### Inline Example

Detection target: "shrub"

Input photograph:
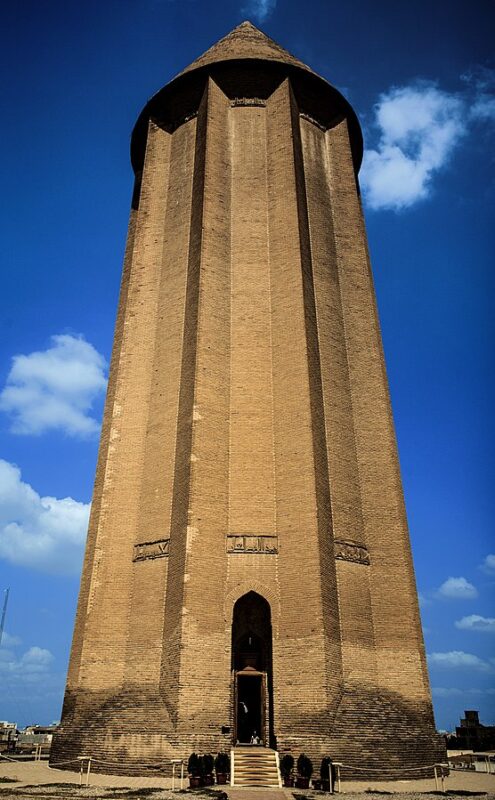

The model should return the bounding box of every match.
[297,753,313,778]
[188,752,200,776]
[280,754,294,778]
[320,756,333,780]
[203,753,214,774]
[215,752,230,774]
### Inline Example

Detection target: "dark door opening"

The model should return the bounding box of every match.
[236,673,263,744]
[231,592,274,748]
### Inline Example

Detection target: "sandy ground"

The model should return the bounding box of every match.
[1,758,494,799]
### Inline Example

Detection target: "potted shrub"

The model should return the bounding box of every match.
[215,752,230,785]
[280,754,295,787]
[320,756,333,792]
[188,752,202,788]
[296,753,313,789]
[203,753,214,785]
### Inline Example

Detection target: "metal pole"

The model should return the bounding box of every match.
[181,760,184,790]
[434,764,439,791]
[86,758,91,786]
[0,589,9,648]
[328,761,333,794]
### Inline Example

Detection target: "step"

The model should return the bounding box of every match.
[234,764,279,771]
[231,747,282,788]
[235,764,278,775]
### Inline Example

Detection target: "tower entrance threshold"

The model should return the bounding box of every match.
[234,667,267,745]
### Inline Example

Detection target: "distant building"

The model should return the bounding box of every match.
[0,721,17,752]
[447,751,495,774]
[16,724,58,753]
[448,710,495,752]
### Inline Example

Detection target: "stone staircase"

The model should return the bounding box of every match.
[231,746,281,787]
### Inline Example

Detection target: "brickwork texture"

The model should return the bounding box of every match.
[51,21,444,778]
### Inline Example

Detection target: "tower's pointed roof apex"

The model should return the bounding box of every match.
[131,22,363,176]
[178,20,315,78]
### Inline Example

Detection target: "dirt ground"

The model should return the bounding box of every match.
[1,758,494,800]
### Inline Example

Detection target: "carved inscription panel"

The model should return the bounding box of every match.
[133,538,170,562]
[227,534,278,554]
[334,539,370,566]
[231,97,266,107]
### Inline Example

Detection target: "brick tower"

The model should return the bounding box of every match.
[52,22,442,777]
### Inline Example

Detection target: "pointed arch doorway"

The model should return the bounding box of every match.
[231,592,274,747]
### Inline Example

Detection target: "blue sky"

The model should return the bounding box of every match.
[0,0,493,732]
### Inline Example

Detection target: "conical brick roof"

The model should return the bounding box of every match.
[131,22,363,175]
[177,20,316,78]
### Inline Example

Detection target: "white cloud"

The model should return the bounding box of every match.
[427,650,492,672]
[0,634,63,720]
[361,83,466,211]
[242,0,276,23]
[0,643,55,687]
[418,592,430,608]
[20,646,54,673]
[0,459,89,575]
[431,686,463,697]
[462,66,495,122]
[480,554,495,575]
[455,615,495,633]
[0,631,21,648]
[437,576,478,599]
[0,334,107,438]
[431,687,463,697]
[431,686,491,697]
[471,95,495,122]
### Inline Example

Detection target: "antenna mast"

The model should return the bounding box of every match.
[0,588,9,648]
